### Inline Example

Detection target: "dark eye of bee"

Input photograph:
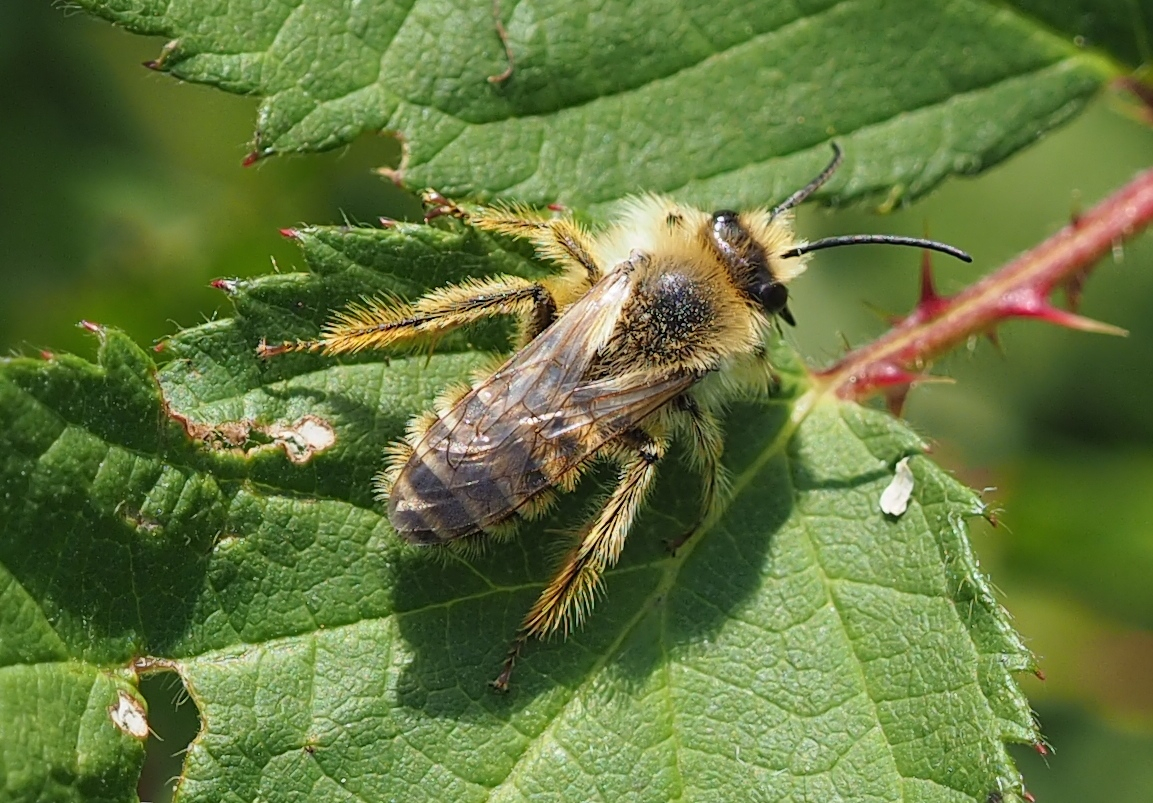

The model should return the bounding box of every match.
[710,210,793,322]
[751,281,796,325]
[755,282,789,315]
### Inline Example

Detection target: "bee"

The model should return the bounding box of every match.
[259,145,970,690]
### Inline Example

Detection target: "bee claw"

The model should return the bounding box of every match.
[421,190,469,223]
[664,526,698,556]
[491,637,525,692]
[489,671,512,693]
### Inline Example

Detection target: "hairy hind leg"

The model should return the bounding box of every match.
[259,199,607,360]
[492,430,666,691]
[258,275,558,358]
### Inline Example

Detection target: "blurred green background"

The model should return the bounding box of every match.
[4,3,1153,801]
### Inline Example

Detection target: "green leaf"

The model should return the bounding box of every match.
[2,221,1038,801]
[73,0,1128,209]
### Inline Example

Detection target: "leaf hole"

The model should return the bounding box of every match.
[136,668,202,803]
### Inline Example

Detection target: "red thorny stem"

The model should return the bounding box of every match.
[814,166,1153,409]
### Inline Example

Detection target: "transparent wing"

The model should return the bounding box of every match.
[388,266,696,542]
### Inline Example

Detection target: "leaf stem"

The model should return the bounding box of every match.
[813,167,1153,403]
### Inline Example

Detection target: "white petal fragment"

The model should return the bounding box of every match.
[880,457,915,517]
[109,690,150,739]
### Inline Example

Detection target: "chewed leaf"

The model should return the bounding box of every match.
[74,0,1124,209]
[1,221,1037,801]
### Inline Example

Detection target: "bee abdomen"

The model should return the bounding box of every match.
[387,455,487,544]
[386,422,553,545]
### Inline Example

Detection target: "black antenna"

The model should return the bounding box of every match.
[780,234,972,263]
[771,142,844,219]
[770,142,972,263]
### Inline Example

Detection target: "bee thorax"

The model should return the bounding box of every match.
[618,270,715,362]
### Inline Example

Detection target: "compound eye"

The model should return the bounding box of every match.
[756,282,790,316]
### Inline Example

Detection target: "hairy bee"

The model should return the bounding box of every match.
[260,145,970,689]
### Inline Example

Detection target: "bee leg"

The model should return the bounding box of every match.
[414,277,559,343]
[259,275,558,357]
[666,396,726,555]
[420,190,469,222]
[492,432,666,691]
[471,207,602,285]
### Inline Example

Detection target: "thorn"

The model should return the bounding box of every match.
[278,228,301,240]
[377,166,404,186]
[1033,742,1049,757]
[1033,306,1127,336]
[210,278,237,293]
[1069,190,1083,227]
[546,203,568,213]
[39,349,55,360]
[902,249,951,324]
[1000,291,1128,336]
[142,39,179,71]
[1023,792,1036,803]
[378,217,397,228]
[1061,266,1091,312]
[242,150,265,168]
[78,320,102,334]
[919,250,942,307]
[375,131,410,187]
[821,359,955,400]
[985,328,1003,353]
[840,362,925,397]
[1034,668,1046,681]
[131,656,178,674]
[884,385,910,417]
[862,299,902,326]
[152,341,166,354]
[893,250,952,327]
[868,363,931,389]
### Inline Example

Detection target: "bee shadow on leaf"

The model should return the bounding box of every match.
[390,400,797,718]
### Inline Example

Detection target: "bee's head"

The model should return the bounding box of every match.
[709,210,797,325]
[706,144,973,329]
